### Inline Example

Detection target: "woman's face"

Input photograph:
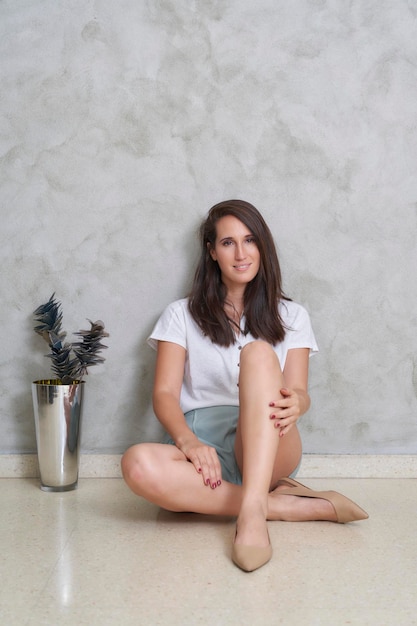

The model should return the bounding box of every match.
[209,215,260,291]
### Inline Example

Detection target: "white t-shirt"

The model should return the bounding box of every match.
[148,298,318,414]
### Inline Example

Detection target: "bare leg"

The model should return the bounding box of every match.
[121,442,336,521]
[233,341,287,548]
[122,443,242,515]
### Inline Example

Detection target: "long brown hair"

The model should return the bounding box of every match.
[188,199,289,346]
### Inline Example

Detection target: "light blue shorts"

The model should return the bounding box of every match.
[161,405,301,485]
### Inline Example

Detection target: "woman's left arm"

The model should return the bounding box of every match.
[269,347,311,437]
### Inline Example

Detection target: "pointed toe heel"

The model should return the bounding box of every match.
[275,478,369,523]
[231,542,272,572]
[321,490,369,523]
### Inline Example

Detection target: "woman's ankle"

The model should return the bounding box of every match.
[235,502,269,546]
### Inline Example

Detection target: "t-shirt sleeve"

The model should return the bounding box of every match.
[147,301,187,351]
[283,302,319,355]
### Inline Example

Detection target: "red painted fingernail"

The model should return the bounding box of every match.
[269,402,274,406]
[205,478,210,485]
[270,414,276,419]
[217,480,221,486]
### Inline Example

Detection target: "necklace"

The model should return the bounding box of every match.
[225,300,244,324]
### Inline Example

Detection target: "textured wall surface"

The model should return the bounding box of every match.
[1,0,416,455]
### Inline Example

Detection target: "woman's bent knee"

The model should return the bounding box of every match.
[121,444,155,490]
[240,340,279,368]
[121,443,179,500]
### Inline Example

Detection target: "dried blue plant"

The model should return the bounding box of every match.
[33,293,109,383]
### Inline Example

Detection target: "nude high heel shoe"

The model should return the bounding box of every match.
[274,477,369,523]
[231,531,272,572]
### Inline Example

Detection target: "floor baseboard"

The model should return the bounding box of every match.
[0,454,416,478]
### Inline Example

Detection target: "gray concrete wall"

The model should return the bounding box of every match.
[1,0,416,455]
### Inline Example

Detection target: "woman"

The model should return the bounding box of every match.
[122,199,368,572]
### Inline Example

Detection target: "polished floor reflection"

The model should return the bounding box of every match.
[1,478,415,625]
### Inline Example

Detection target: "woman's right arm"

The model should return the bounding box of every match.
[152,341,222,487]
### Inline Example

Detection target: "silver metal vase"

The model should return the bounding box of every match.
[32,379,85,491]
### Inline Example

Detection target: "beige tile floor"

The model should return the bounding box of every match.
[1,478,416,626]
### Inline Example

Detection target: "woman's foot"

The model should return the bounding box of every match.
[269,486,337,521]
[268,478,368,523]
[232,503,272,572]
[234,504,270,547]
[232,535,272,572]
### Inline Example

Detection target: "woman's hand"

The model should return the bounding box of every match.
[269,387,302,438]
[180,439,223,489]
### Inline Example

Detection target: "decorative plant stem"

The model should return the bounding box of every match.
[33,293,109,383]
